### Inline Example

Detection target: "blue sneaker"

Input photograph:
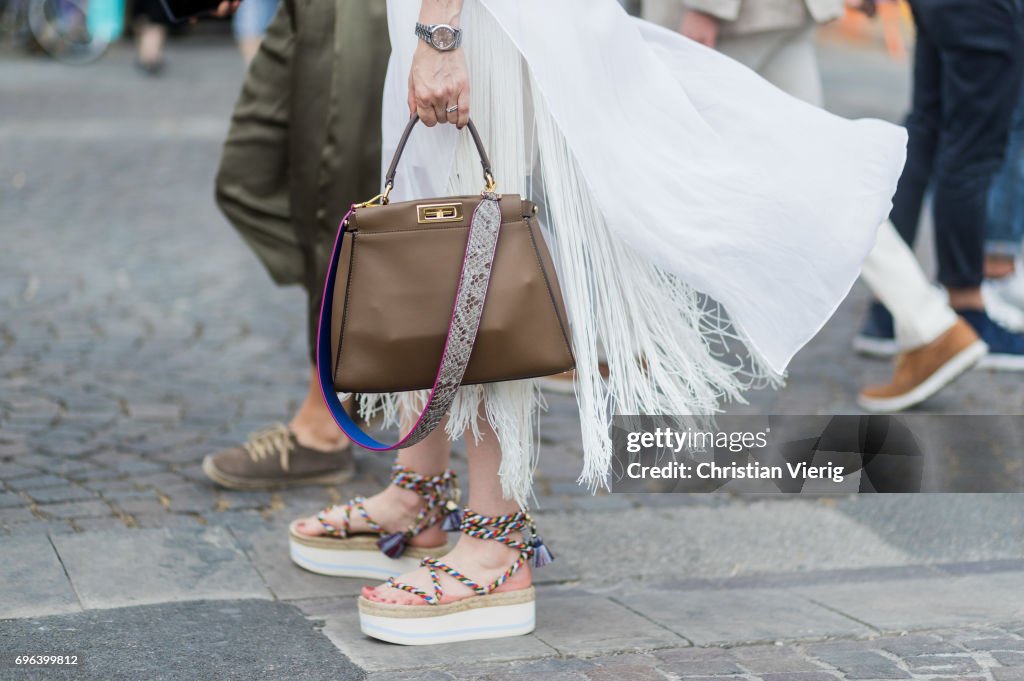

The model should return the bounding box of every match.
[958,309,1024,371]
[853,302,898,358]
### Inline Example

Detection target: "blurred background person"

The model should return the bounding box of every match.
[132,0,169,74]
[643,0,986,411]
[984,80,1024,332]
[858,0,1024,369]
[233,0,279,64]
[204,0,390,489]
[644,0,843,104]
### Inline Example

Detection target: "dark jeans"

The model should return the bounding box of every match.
[891,0,1024,288]
[987,77,1024,257]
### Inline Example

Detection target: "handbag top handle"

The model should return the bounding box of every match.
[381,114,495,205]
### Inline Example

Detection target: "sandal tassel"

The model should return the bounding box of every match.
[441,501,464,532]
[377,531,409,558]
[530,534,554,568]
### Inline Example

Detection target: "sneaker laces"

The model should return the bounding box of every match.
[243,424,294,471]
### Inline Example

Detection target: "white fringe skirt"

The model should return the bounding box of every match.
[363,0,907,507]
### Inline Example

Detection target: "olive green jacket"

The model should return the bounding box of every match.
[215,0,390,358]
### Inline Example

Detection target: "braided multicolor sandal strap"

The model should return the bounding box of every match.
[313,464,460,557]
[383,508,553,605]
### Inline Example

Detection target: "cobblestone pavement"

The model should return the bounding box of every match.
[2,39,1024,681]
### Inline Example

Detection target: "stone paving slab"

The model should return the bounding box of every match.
[49,527,270,610]
[0,599,361,681]
[541,502,913,586]
[230,526,367,601]
[530,587,685,656]
[619,585,874,646]
[794,570,1024,631]
[354,623,1024,681]
[0,535,80,619]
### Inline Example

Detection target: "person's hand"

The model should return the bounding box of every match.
[212,1,241,17]
[680,10,719,48]
[846,0,879,17]
[408,41,470,128]
[189,0,239,23]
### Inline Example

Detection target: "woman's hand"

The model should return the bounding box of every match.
[680,10,719,49]
[408,42,470,128]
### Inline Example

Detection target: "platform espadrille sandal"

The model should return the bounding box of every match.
[288,464,460,579]
[357,508,553,645]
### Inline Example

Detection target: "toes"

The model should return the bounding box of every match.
[363,585,392,603]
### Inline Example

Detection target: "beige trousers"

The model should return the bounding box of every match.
[644,0,825,108]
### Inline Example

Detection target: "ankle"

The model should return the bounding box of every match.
[379,484,429,516]
[289,408,346,447]
[452,533,523,570]
[947,287,985,312]
[985,255,1016,280]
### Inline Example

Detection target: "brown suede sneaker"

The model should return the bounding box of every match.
[202,424,355,490]
[858,318,987,413]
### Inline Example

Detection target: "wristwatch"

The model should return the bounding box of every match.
[415,22,463,51]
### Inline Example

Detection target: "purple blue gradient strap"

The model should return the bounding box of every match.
[316,205,392,450]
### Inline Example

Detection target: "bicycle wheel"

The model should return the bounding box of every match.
[28,0,110,64]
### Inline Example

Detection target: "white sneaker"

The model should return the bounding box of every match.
[982,270,1024,332]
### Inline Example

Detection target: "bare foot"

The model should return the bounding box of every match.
[293,483,447,548]
[361,534,531,605]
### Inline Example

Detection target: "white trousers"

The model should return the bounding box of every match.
[862,220,958,349]
[683,13,956,349]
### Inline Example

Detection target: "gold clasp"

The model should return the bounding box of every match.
[355,192,384,208]
[356,182,394,209]
[417,203,464,224]
[484,171,497,193]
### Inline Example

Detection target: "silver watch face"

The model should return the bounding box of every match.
[431,25,457,50]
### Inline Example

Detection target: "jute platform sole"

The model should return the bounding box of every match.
[202,455,354,490]
[288,521,448,579]
[358,586,536,645]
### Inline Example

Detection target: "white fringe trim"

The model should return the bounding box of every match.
[357,0,782,508]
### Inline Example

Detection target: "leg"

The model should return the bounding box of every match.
[238,38,263,65]
[861,221,957,350]
[135,20,165,69]
[232,0,279,65]
[983,83,1024,327]
[362,413,530,605]
[288,366,349,450]
[920,0,1024,295]
[716,29,790,77]
[757,22,824,108]
[640,0,686,31]
[858,222,986,412]
[889,3,942,247]
[986,79,1024,275]
[293,413,453,547]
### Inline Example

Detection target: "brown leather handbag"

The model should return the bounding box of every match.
[316,116,574,451]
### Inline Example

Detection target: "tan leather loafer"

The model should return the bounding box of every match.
[858,318,987,413]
